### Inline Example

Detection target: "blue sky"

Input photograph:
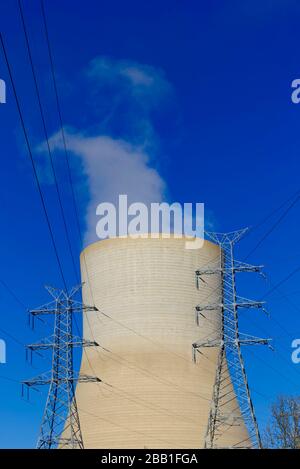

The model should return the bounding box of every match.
[0,0,300,448]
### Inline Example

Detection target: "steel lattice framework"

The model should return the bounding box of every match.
[23,285,101,449]
[194,229,272,449]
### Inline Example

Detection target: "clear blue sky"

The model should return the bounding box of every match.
[0,0,300,448]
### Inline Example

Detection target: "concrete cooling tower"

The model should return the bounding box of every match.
[75,236,249,448]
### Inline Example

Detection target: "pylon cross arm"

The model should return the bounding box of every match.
[30,308,57,316]
[196,264,263,276]
[27,338,99,351]
[193,339,222,349]
[196,304,223,311]
[238,338,272,347]
[23,373,102,387]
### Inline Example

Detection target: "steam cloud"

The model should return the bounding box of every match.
[39,57,172,245]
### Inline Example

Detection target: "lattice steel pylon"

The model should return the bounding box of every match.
[23,285,101,449]
[194,229,272,449]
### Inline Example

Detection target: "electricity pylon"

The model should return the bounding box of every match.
[23,285,101,449]
[194,229,272,449]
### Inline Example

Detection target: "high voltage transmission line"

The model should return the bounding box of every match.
[39,0,97,307]
[36,0,120,417]
[75,253,300,444]
[0,27,298,444]
[243,184,300,248]
[244,192,300,261]
[2,0,98,377]
[0,5,105,450]
[17,0,79,285]
[1,0,300,450]
[0,32,68,291]
[241,186,300,299]
[0,20,90,447]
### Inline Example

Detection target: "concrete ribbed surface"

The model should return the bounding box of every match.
[75,237,249,448]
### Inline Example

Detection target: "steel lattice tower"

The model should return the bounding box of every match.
[193,229,272,449]
[23,285,101,449]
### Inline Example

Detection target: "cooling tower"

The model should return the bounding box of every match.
[75,236,249,448]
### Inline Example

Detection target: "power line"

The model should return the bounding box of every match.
[0,280,55,365]
[246,347,300,391]
[202,265,295,344]
[0,33,68,291]
[90,297,274,407]
[79,302,215,402]
[39,0,96,306]
[78,405,192,449]
[8,1,299,445]
[0,375,20,384]
[248,188,300,235]
[39,0,81,240]
[87,247,272,403]
[17,0,79,284]
[27,0,200,404]
[19,2,300,437]
[261,266,300,301]
[96,344,211,401]
[103,381,201,425]
[0,278,26,309]
[98,310,197,366]
[0,326,24,348]
[194,240,300,429]
[244,193,300,260]
[84,275,274,414]
[195,297,300,392]
[239,306,300,388]
[226,190,300,386]
[89,243,298,433]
